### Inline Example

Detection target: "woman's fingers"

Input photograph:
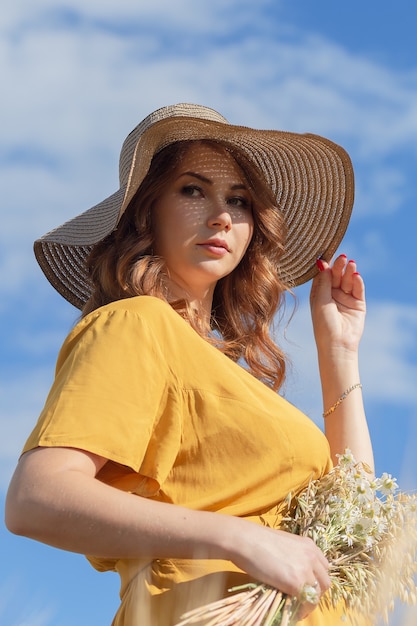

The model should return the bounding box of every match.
[317,254,365,304]
[350,269,365,301]
[330,253,348,289]
[232,524,330,597]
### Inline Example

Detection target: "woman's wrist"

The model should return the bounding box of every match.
[316,341,360,364]
[322,383,362,418]
[318,351,362,410]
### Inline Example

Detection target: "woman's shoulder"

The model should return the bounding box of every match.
[96,295,173,317]
[78,296,177,330]
[57,297,186,370]
[64,296,186,349]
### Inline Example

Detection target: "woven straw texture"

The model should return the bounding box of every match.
[34,104,354,309]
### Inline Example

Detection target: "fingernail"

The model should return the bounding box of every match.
[348,259,356,264]
[353,271,360,276]
[316,258,325,272]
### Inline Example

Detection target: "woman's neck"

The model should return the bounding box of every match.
[164,278,214,331]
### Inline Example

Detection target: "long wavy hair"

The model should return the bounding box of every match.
[83,139,291,390]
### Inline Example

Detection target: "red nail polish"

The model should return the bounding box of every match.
[316,258,325,272]
[353,271,360,276]
[348,259,356,264]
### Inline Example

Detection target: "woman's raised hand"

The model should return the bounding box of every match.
[310,254,366,355]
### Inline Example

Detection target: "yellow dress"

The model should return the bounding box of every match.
[23,296,368,626]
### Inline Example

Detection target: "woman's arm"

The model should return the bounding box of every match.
[310,254,374,470]
[6,445,330,617]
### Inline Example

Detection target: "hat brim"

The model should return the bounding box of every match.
[34,116,354,309]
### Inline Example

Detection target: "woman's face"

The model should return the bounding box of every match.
[152,143,254,298]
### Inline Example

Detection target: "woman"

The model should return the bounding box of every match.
[5,103,373,625]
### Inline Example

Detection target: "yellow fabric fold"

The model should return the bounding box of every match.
[23,296,366,625]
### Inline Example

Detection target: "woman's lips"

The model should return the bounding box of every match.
[197,239,230,256]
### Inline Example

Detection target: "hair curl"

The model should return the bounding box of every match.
[83,139,291,390]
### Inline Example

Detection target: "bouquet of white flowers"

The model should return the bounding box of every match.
[175,450,417,626]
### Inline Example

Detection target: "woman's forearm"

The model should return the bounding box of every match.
[310,256,374,471]
[5,446,331,603]
[5,447,233,560]
[318,348,374,471]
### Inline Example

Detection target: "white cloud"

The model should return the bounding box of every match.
[3,0,274,32]
[361,303,417,402]
[354,167,408,216]
[2,3,417,178]
[1,367,55,490]
[2,1,417,151]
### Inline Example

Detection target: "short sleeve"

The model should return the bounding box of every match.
[22,301,184,487]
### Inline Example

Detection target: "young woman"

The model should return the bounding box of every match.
[5,103,373,625]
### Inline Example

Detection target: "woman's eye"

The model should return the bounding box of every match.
[182,185,202,197]
[228,196,251,209]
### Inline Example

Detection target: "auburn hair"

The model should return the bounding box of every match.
[83,139,291,390]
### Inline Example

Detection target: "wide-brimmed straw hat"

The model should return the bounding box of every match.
[34,103,354,309]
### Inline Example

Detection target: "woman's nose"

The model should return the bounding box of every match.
[207,208,232,231]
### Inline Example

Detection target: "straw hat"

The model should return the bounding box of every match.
[34,103,354,309]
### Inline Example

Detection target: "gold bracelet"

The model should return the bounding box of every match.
[322,383,362,418]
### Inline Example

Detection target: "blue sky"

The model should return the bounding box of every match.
[1,1,417,624]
